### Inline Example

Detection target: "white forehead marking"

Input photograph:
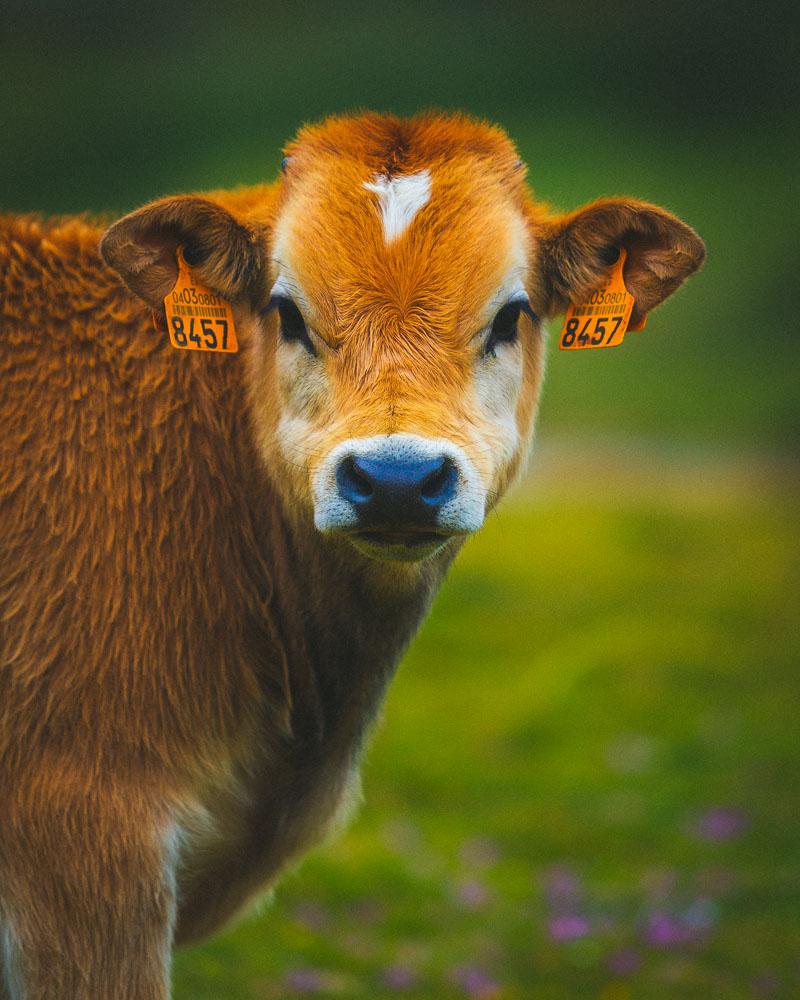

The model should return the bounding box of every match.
[363,170,432,244]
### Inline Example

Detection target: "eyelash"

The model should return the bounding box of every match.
[268,296,316,356]
[484,301,522,358]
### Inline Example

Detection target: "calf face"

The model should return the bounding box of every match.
[262,120,544,564]
[102,113,705,565]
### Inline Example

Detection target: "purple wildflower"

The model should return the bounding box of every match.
[548,914,590,942]
[453,878,492,909]
[693,807,748,842]
[643,911,693,948]
[450,964,501,999]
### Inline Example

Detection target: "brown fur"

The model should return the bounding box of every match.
[0,112,704,998]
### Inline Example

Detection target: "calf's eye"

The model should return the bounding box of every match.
[484,301,521,358]
[268,295,316,356]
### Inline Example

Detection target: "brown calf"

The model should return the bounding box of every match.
[0,112,704,998]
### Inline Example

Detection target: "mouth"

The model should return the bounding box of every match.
[347,528,454,562]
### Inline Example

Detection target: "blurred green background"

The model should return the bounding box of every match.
[3,2,797,997]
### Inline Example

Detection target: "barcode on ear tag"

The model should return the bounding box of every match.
[163,248,238,353]
[559,248,636,350]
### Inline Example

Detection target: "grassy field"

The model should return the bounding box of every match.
[172,442,798,1000]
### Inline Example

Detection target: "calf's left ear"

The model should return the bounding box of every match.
[538,198,706,328]
[100,195,267,309]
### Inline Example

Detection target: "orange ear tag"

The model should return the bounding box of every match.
[162,248,238,353]
[558,248,642,350]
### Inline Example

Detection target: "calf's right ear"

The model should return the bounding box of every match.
[537,198,706,329]
[100,196,268,309]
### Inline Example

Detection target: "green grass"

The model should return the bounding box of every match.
[173,455,799,999]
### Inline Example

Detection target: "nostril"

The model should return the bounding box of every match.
[420,457,458,505]
[337,456,374,502]
[335,451,460,518]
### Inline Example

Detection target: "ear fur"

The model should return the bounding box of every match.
[539,198,706,327]
[100,196,268,309]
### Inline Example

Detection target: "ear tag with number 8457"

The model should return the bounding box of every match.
[559,248,645,351]
[162,248,238,353]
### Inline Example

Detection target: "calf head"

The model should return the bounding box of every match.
[102,113,705,567]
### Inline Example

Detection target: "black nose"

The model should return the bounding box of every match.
[336,453,459,528]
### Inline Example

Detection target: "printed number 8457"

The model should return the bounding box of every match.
[171,316,230,350]
[561,314,624,348]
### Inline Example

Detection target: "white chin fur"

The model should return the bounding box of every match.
[312,433,486,536]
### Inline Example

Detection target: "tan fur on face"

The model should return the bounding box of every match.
[255,114,545,518]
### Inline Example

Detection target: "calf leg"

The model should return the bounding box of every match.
[0,790,177,1000]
